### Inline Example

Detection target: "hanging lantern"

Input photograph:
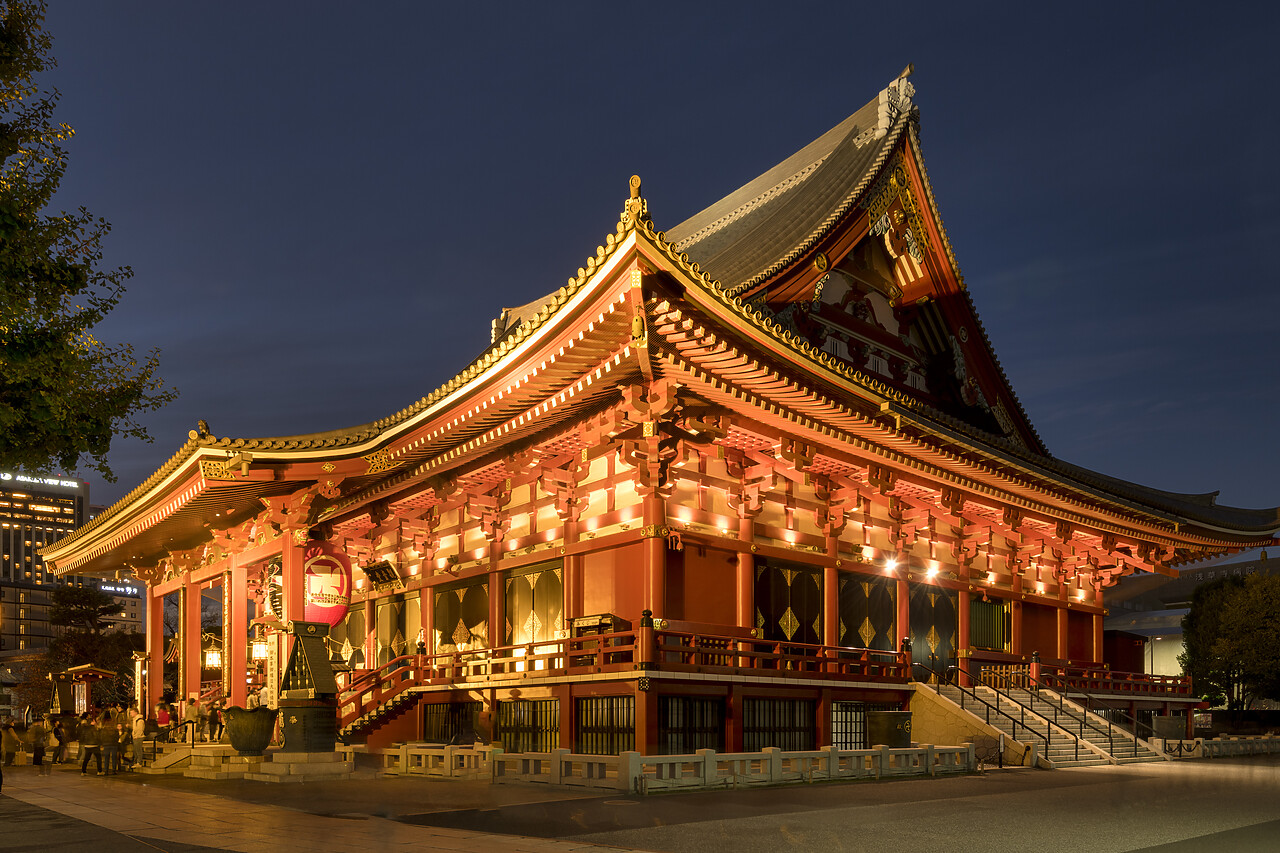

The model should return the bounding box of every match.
[204,646,222,668]
[251,627,268,661]
[303,539,353,627]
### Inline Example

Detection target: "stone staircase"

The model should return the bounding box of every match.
[136,744,193,775]
[1001,688,1164,765]
[936,683,1165,767]
[936,684,1108,768]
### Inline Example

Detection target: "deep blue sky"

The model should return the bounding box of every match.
[40,2,1280,512]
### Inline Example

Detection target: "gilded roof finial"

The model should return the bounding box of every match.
[621,174,649,229]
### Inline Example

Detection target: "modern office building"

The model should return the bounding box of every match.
[0,472,143,655]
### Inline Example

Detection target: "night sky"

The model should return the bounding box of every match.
[39,2,1280,513]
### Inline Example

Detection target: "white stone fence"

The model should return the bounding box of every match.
[1152,736,1280,759]
[350,742,975,793]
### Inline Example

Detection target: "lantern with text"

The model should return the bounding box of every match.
[303,539,352,627]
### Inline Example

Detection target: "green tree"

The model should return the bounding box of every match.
[48,584,122,633]
[1211,573,1280,708]
[1179,573,1280,711]
[0,0,175,480]
[1179,576,1244,709]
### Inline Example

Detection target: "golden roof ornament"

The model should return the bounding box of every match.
[620,174,649,228]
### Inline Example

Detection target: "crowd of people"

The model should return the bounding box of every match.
[0,694,234,782]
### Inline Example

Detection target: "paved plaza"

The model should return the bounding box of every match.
[2,757,1278,852]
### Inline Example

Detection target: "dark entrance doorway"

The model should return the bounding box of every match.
[908,583,957,682]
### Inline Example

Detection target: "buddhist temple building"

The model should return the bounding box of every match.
[43,68,1280,758]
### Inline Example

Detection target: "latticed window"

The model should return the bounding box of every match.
[657,696,725,755]
[831,700,902,750]
[969,597,1010,652]
[743,698,815,751]
[495,699,559,753]
[423,702,481,744]
[575,696,634,755]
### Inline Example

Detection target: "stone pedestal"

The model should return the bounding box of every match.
[244,750,354,783]
[183,745,266,780]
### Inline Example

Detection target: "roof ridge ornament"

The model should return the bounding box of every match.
[620,175,649,229]
[872,64,915,142]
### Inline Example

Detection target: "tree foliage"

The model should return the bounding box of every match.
[0,0,175,480]
[1180,572,1280,711]
[48,584,122,633]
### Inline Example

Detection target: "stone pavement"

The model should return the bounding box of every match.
[3,756,1279,852]
[0,763,613,853]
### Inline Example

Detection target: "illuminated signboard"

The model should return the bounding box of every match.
[99,583,141,597]
[0,472,81,489]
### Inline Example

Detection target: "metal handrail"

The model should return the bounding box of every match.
[913,663,1062,763]
[978,665,1150,758]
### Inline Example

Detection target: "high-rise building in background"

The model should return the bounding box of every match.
[0,472,143,656]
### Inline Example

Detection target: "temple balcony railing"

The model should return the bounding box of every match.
[336,629,911,734]
[977,663,1193,699]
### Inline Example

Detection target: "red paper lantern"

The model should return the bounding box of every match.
[302,539,352,626]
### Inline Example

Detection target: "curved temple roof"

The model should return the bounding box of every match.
[43,69,1280,574]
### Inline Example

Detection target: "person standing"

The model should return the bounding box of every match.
[208,700,224,742]
[51,719,67,764]
[29,716,47,773]
[183,696,201,744]
[1,721,19,766]
[99,711,120,775]
[79,714,102,776]
[155,702,171,742]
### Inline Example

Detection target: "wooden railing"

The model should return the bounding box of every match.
[979,663,1192,698]
[655,631,908,681]
[338,629,910,732]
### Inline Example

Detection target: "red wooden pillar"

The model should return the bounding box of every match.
[1056,594,1069,663]
[817,687,833,747]
[556,683,573,750]
[735,515,754,630]
[282,533,306,624]
[1010,599,1023,657]
[823,565,838,648]
[643,494,666,616]
[564,516,583,625]
[726,684,742,752]
[281,532,306,682]
[181,580,201,702]
[363,599,376,668]
[636,684,657,755]
[1092,613,1104,665]
[226,561,248,707]
[146,582,164,711]
[957,589,971,686]
[895,561,910,671]
[420,587,434,659]
[489,560,502,650]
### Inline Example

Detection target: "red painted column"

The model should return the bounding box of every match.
[1056,591,1069,663]
[957,589,971,686]
[1092,613,1104,666]
[1010,600,1023,657]
[363,599,376,668]
[735,515,754,630]
[181,580,201,702]
[146,581,164,711]
[420,587,434,659]
[564,516,583,625]
[895,563,910,673]
[643,494,666,616]
[489,558,502,650]
[823,565,838,648]
[227,561,248,707]
[281,533,306,682]
[281,533,306,625]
